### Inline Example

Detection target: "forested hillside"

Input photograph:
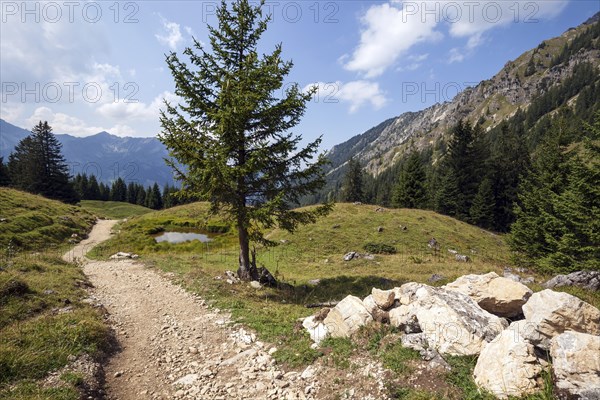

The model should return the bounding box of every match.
[309,14,600,208]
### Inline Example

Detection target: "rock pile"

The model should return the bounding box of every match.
[109,252,139,260]
[301,272,600,399]
[543,270,600,291]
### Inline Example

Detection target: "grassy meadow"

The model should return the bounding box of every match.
[0,188,96,251]
[0,189,112,399]
[3,192,597,399]
[78,200,151,220]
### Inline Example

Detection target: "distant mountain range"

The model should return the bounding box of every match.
[0,119,175,187]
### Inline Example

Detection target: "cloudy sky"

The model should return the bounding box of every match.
[1,1,597,150]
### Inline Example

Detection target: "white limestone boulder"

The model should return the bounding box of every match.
[444,272,533,318]
[550,331,600,399]
[522,289,600,350]
[473,321,545,399]
[323,295,373,338]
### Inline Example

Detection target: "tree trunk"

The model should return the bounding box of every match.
[237,224,258,281]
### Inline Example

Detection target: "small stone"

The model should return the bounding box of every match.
[189,347,198,354]
[250,281,262,289]
[114,371,123,378]
[301,365,316,380]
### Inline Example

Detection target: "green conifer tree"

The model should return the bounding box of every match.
[136,185,147,206]
[159,0,331,280]
[0,157,10,186]
[392,152,428,208]
[98,182,110,201]
[509,118,572,271]
[342,157,364,203]
[8,121,78,203]
[88,175,101,200]
[126,182,137,204]
[469,177,495,229]
[110,178,127,202]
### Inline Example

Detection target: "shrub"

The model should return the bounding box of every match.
[363,243,397,254]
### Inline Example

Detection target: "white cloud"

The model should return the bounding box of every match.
[96,91,180,121]
[25,106,138,137]
[156,16,184,50]
[345,0,569,73]
[0,104,24,123]
[409,53,429,63]
[338,80,388,113]
[0,15,110,85]
[447,0,568,38]
[448,48,465,64]
[344,3,441,78]
[306,81,388,113]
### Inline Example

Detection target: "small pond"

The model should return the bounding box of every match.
[154,231,213,244]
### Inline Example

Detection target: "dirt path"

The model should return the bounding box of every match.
[64,220,330,400]
[64,220,391,400]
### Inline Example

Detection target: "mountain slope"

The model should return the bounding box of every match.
[0,120,175,186]
[324,12,600,181]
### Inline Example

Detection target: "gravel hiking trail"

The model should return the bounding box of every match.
[63,220,389,400]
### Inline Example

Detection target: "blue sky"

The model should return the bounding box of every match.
[1,1,598,150]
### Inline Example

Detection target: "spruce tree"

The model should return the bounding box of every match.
[163,184,174,209]
[434,120,484,219]
[126,182,137,204]
[509,118,572,271]
[434,169,461,217]
[88,175,101,200]
[98,182,110,201]
[488,123,530,232]
[144,186,154,209]
[342,157,364,203]
[0,157,10,186]
[146,183,163,210]
[79,174,90,199]
[159,0,331,280]
[551,129,600,270]
[392,152,427,208]
[136,185,147,206]
[8,121,78,203]
[110,178,127,202]
[469,177,495,229]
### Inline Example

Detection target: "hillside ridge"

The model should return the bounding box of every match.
[325,12,600,179]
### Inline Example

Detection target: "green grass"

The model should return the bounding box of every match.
[0,188,95,251]
[79,200,152,219]
[320,337,354,369]
[0,382,80,400]
[0,190,113,398]
[0,253,113,397]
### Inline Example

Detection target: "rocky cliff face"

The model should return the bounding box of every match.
[326,13,600,177]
